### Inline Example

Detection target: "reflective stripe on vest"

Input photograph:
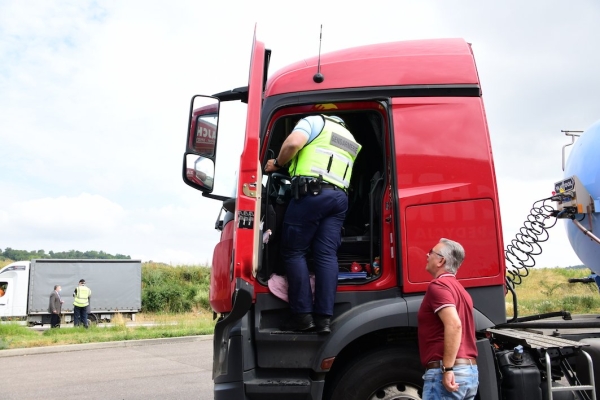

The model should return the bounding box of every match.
[289,116,361,188]
[73,286,91,307]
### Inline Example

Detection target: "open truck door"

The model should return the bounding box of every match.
[181,28,269,380]
[211,31,268,380]
[214,29,268,372]
[230,30,267,286]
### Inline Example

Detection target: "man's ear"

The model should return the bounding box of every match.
[436,258,446,270]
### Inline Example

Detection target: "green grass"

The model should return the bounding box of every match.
[0,312,216,350]
[0,322,40,349]
[508,268,600,316]
[3,259,599,349]
[0,259,215,350]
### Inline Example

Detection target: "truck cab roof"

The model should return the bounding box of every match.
[266,38,480,97]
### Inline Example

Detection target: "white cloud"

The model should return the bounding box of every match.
[1,0,599,268]
[5,193,124,241]
[498,179,582,269]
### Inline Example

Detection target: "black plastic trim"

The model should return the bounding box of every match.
[260,84,480,137]
[476,338,499,400]
[213,278,254,379]
[312,296,409,371]
[212,86,248,102]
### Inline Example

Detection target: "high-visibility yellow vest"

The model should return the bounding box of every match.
[289,116,361,189]
[73,286,91,307]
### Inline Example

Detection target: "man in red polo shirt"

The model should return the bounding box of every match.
[418,238,478,399]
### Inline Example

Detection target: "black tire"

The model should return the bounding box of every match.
[328,346,423,400]
[87,313,98,326]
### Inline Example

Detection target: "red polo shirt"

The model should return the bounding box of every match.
[417,273,478,366]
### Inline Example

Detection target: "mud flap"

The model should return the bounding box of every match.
[213,278,254,379]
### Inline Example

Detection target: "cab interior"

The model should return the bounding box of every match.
[257,104,388,286]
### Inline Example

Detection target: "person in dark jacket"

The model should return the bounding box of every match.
[48,285,63,328]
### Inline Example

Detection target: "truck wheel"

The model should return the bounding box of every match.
[328,346,423,400]
[87,313,98,326]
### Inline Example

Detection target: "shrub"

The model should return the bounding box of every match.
[141,263,211,313]
[536,300,557,314]
[560,296,600,313]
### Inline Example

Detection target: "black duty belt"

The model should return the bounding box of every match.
[291,176,347,198]
[321,183,346,193]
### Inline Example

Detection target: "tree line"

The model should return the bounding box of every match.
[0,248,131,261]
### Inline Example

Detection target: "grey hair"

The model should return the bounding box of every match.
[54,285,60,290]
[438,238,465,275]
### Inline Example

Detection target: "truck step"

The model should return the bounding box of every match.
[269,329,320,335]
[245,379,311,397]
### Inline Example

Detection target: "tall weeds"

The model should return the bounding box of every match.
[141,263,210,313]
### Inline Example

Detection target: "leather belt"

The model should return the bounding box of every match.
[426,358,476,370]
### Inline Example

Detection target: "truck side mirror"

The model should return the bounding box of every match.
[187,95,220,158]
[184,153,215,191]
[183,95,220,193]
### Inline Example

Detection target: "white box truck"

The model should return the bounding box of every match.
[0,259,142,325]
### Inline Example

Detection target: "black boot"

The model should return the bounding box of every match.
[314,314,331,334]
[282,313,315,332]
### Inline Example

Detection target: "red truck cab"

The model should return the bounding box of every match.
[183,32,507,400]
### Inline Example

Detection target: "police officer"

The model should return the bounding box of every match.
[265,115,361,334]
[73,279,91,328]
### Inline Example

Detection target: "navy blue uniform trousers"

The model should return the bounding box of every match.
[281,188,347,316]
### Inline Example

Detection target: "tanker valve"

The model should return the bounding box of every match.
[553,175,598,217]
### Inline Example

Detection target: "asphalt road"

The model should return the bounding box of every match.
[0,336,214,400]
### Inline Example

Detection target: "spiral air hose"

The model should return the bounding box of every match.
[505,197,558,286]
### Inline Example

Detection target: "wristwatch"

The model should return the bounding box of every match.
[274,158,282,168]
[441,364,454,373]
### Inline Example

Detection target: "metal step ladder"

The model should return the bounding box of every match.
[488,328,597,400]
[544,350,595,400]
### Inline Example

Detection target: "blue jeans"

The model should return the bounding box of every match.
[422,365,478,400]
[282,188,347,316]
[73,306,89,328]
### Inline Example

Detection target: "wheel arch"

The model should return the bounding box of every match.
[313,297,410,372]
[324,343,423,400]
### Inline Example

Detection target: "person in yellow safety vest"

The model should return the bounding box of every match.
[265,115,361,334]
[73,279,91,328]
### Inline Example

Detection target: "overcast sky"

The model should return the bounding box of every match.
[1,1,599,269]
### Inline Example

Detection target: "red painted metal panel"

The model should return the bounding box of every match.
[391,96,505,293]
[230,31,266,300]
[405,200,501,289]
[210,221,234,313]
[265,39,478,97]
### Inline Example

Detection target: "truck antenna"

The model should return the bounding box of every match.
[313,25,324,83]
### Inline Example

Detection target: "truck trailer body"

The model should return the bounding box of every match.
[182,31,600,400]
[0,259,141,325]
